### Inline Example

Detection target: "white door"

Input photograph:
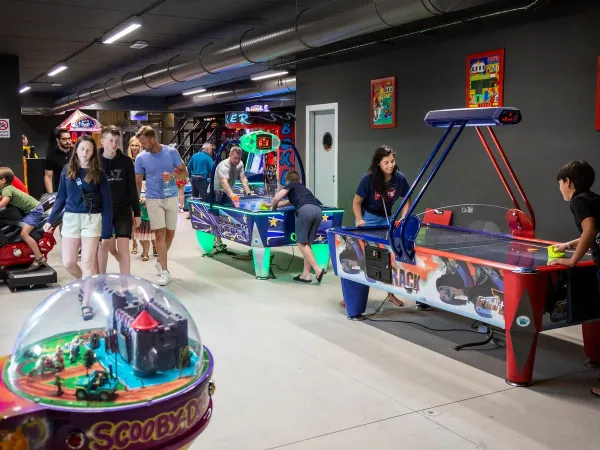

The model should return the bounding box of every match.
[309,108,337,206]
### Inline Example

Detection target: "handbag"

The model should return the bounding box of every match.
[76,178,103,210]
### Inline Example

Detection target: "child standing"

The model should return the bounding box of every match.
[550,161,600,398]
[135,189,156,261]
[271,170,325,283]
[0,167,46,270]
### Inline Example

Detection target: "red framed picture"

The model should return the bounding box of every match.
[466,49,505,108]
[371,76,396,129]
[596,57,600,131]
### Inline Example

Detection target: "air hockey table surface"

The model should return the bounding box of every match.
[345,224,594,269]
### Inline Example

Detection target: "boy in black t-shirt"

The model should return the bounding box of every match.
[550,161,600,398]
[271,171,325,284]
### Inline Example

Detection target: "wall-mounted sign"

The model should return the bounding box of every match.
[371,76,396,129]
[596,56,600,131]
[466,49,504,108]
[0,118,10,138]
[245,104,270,112]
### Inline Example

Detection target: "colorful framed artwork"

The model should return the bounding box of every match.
[466,49,505,108]
[596,56,600,131]
[371,76,396,129]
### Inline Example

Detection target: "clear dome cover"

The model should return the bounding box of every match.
[5,275,207,410]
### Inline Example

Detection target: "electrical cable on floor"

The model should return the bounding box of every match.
[363,299,486,335]
[270,247,295,272]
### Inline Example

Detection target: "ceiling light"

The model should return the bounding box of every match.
[48,63,67,77]
[130,40,149,49]
[19,84,31,94]
[182,87,207,96]
[102,17,142,44]
[195,91,231,98]
[250,70,289,81]
[51,82,63,87]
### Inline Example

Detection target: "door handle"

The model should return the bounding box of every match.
[332,175,335,182]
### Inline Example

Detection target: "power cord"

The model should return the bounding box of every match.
[364,299,486,335]
[270,247,295,272]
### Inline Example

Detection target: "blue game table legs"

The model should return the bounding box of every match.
[252,247,272,280]
[341,278,369,320]
[312,243,330,272]
[195,230,215,255]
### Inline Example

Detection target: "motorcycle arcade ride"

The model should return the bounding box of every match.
[0,193,61,291]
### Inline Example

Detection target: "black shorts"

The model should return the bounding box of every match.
[112,205,133,238]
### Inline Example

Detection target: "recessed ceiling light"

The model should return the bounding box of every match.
[130,40,149,49]
[48,63,67,77]
[103,17,142,44]
[19,84,31,94]
[250,70,289,81]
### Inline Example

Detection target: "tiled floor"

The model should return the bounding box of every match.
[1,215,599,449]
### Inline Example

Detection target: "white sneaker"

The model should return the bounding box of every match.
[155,261,162,275]
[157,270,171,286]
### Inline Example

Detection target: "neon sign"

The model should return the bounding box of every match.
[245,105,270,112]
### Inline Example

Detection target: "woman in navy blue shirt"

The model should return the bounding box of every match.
[45,135,112,320]
[353,145,411,226]
[351,145,412,308]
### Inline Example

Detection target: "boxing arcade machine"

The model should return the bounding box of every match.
[224,109,297,186]
[327,107,600,386]
[0,275,215,449]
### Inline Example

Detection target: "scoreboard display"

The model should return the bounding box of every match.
[256,134,273,150]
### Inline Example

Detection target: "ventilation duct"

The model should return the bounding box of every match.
[52,0,520,113]
[168,77,296,110]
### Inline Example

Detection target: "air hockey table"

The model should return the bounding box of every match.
[328,107,600,386]
[190,131,343,279]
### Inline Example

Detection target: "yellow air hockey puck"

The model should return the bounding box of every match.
[547,245,565,259]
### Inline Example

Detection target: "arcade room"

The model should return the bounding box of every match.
[1,0,600,449]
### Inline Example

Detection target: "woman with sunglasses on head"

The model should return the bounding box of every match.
[44,135,112,321]
[348,145,421,309]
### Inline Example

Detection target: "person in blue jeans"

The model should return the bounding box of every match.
[351,145,422,309]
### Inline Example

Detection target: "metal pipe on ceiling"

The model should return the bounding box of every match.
[52,0,511,113]
[167,77,296,110]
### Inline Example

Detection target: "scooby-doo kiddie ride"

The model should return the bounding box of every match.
[0,275,215,450]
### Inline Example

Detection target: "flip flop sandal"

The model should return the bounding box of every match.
[385,294,405,307]
[316,270,325,283]
[591,387,600,398]
[141,255,149,261]
[293,275,312,283]
[81,306,94,321]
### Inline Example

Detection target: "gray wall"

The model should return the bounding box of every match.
[296,3,600,241]
[0,55,25,177]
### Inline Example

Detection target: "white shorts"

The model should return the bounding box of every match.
[145,197,179,231]
[62,212,102,239]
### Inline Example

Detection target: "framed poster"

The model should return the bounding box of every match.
[596,57,600,131]
[466,49,505,108]
[371,76,396,129]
